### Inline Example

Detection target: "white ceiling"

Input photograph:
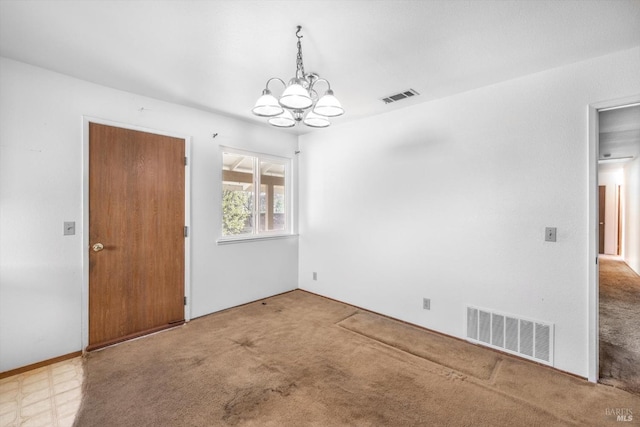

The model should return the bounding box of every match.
[599,104,640,168]
[1,0,639,135]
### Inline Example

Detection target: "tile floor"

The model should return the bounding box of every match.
[0,357,83,427]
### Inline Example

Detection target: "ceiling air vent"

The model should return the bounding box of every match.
[381,89,420,104]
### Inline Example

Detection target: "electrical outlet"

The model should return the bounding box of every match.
[313,272,318,281]
[423,298,431,310]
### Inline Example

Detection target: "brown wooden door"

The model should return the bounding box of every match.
[599,185,605,254]
[88,123,185,350]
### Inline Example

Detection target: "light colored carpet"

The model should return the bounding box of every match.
[74,290,639,426]
[599,255,640,394]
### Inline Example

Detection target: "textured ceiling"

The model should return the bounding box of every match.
[1,0,639,135]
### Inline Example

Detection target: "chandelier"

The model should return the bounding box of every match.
[252,26,344,128]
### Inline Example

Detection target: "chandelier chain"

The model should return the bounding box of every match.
[295,26,306,80]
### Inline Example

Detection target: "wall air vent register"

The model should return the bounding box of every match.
[466,306,554,366]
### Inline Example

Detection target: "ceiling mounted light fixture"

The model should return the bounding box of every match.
[252,25,344,128]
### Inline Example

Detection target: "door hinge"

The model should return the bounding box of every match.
[184,226,189,237]
[184,296,187,306]
[184,156,188,166]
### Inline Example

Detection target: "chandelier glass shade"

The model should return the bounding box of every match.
[267,109,295,127]
[302,111,330,128]
[252,26,344,128]
[252,89,283,117]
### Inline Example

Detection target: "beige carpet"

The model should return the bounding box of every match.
[600,255,640,395]
[74,290,639,426]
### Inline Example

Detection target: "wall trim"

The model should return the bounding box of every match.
[0,351,82,379]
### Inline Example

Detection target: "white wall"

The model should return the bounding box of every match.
[0,57,298,372]
[623,156,640,274]
[298,47,640,377]
[598,167,623,255]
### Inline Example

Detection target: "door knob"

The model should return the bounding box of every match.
[92,243,104,252]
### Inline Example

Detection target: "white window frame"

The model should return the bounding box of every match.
[218,146,293,244]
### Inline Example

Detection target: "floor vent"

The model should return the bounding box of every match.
[381,89,420,104]
[466,306,554,366]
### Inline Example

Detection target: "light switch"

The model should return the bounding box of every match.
[64,221,75,236]
[545,227,557,242]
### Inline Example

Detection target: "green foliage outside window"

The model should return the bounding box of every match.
[222,190,250,235]
[274,191,285,213]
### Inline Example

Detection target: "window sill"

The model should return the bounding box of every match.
[217,234,299,245]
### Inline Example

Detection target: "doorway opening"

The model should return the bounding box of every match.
[596,102,640,394]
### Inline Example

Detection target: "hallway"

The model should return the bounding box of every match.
[599,255,640,394]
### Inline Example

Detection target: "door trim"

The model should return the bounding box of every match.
[81,116,192,351]
[587,94,640,382]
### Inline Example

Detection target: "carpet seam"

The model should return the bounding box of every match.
[335,318,584,426]
[336,320,493,381]
[488,358,503,385]
[332,310,361,325]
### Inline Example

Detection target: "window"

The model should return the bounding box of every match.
[221,148,291,240]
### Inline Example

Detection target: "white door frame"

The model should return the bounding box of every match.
[587,94,640,382]
[81,116,192,351]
